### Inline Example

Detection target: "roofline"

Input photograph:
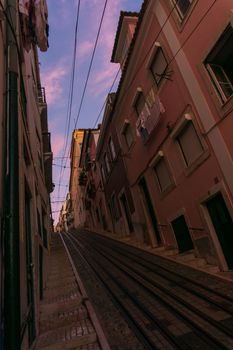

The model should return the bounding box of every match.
[111,11,139,62]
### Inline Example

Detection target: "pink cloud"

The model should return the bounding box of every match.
[51,133,65,157]
[78,40,94,60]
[41,64,67,105]
[90,65,119,96]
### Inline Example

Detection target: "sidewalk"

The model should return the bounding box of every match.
[84,227,233,283]
[36,233,110,350]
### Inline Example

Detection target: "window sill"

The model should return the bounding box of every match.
[184,149,210,177]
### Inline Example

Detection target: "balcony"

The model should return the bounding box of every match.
[37,86,46,104]
[37,86,49,132]
[42,132,53,193]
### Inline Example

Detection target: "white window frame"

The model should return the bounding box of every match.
[206,64,233,104]
[104,153,111,174]
[149,44,168,86]
[122,121,134,149]
[171,0,193,22]
[150,151,174,193]
[100,165,106,183]
[108,137,116,160]
[171,112,208,172]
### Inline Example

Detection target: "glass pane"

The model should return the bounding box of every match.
[155,159,172,192]
[177,0,192,17]
[151,48,168,84]
[125,125,133,148]
[210,64,233,100]
[178,123,203,166]
[135,93,146,115]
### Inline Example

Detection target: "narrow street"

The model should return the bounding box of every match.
[62,230,233,350]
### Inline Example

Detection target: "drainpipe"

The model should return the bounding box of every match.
[4,0,20,348]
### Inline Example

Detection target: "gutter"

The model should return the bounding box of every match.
[4,0,21,348]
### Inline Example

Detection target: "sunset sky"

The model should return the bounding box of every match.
[39,0,143,223]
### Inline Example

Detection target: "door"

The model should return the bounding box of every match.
[206,193,233,269]
[39,246,43,300]
[171,215,194,253]
[139,178,161,244]
[0,216,4,350]
[120,192,134,234]
[25,189,36,346]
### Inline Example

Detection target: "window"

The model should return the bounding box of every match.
[205,25,233,104]
[122,123,134,149]
[135,93,151,143]
[177,122,203,166]
[154,158,172,192]
[111,194,120,221]
[108,137,116,160]
[135,92,148,116]
[104,153,111,174]
[96,208,100,222]
[171,0,193,21]
[150,47,168,86]
[100,165,106,183]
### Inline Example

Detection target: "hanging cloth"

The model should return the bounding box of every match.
[35,0,49,52]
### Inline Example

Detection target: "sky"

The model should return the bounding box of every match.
[39,0,143,223]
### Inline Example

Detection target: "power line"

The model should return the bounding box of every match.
[55,0,110,216]
[73,0,109,130]
[56,0,81,207]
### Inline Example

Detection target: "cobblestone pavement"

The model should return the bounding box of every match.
[36,234,109,350]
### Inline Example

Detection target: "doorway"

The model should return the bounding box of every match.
[171,215,194,253]
[120,192,134,234]
[206,193,233,269]
[25,188,36,346]
[39,246,43,300]
[138,177,161,244]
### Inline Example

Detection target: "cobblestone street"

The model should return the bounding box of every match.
[36,234,110,350]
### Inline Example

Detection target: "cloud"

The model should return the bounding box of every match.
[51,133,65,157]
[78,40,93,60]
[90,65,119,96]
[41,64,67,105]
[82,0,123,96]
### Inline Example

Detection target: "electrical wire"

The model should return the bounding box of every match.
[56,0,81,209]
[70,0,218,221]
[56,0,217,224]
[55,0,109,217]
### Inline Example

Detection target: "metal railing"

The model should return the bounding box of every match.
[37,86,46,104]
[42,132,51,153]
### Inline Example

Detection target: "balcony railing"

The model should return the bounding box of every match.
[37,86,46,104]
[42,132,51,154]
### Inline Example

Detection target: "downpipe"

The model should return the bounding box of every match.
[4,0,20,348]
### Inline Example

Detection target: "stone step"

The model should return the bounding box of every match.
[163,248,179,256]
[177,252,196,262]
[40,306,89,333]
[37,319,97,349]
[201,265,220,274]
[46,277,76,289]
[44,286,78,300]
[40,292,83,314]
[186,258,207,268]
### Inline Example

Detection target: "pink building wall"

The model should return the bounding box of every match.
[105,0,233,270]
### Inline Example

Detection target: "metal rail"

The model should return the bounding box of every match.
[65,232,233,349]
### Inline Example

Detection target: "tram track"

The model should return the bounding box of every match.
[63,231,233,349]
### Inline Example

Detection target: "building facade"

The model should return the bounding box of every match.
[0,0,52,349]
[69,129,85,228]
[105,0,233,271]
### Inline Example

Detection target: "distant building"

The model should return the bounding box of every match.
[0,0,52,348]
[69,129,85,228]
